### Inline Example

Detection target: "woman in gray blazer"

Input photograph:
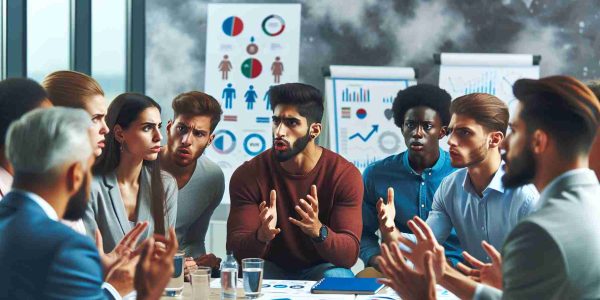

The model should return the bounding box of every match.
[83,93,178,253]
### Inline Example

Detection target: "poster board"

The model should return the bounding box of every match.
[325,66,417,172]
[204,3,301,203]
[437,53,541,111]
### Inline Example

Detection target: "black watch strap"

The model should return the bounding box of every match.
[312,225,328,243]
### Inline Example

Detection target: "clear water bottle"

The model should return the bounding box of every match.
[220,251,238,299]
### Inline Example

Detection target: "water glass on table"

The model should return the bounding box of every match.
[164,251,185,297]
[242,258,264,299]
[191,267,211,300]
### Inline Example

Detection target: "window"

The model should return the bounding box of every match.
[92,0,126,101]
[27,0,70,82]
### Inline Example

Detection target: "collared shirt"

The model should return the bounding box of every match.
[426,162,539,263]
[11,189,58,221]
[360,148,464,265]
[0,166,13,199]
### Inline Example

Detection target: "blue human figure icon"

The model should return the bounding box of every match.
[222,83,236,109]
[244,85,258,110]
[264,86,273,110]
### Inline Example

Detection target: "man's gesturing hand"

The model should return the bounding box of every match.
[377,187,396,233]
[289,185,323,239]
[257,190,281,243]
[457,241,503,289]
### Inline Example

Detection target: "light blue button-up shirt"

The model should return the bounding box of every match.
[360,149,463,266]
[421,163,539,263]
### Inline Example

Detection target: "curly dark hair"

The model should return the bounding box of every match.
[392,84,451,128]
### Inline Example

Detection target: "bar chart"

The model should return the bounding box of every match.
[341,87,371,102]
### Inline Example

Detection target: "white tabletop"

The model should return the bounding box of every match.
[157,279,459,300]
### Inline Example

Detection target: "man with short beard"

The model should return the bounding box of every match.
[0,108,177,299]
[382,93,538,263]
[160,91,225,269]
[227,83,363,280]
[376,76,600,300]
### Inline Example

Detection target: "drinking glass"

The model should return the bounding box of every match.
[242,258,264,299]
[191,267,212,300]
[164,251,185,297]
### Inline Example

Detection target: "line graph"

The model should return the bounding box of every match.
[349,125,379,142]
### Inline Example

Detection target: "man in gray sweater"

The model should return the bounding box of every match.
[161,91,225,270]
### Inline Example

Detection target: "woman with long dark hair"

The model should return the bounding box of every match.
[83,93,178,252]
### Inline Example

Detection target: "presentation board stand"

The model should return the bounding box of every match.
[436,52,541,110]
[435,53,541,150]
[324,65,417,172]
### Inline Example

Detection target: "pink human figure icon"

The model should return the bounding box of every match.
[271,56,284,83]
[218,55,233,80]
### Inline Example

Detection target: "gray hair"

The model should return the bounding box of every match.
[6,107,93,176]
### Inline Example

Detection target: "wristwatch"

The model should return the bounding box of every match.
[312,225,328,243]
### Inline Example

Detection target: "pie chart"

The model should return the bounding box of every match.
[241,58,262,79]
[356,108,367,119]
[222,16,243,37]
[262,15,285,36]
[212,130,236,154]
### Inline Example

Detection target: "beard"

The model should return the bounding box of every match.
[63,174,90,221]
[452,140,488,168]
[273,129,312,162]
[501,145,536,189]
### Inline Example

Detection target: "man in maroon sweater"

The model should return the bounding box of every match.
[227,83,363,280]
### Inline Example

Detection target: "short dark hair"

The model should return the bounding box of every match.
[269,83,324,123]
[172,91,223,133]
[514,76,600,158]
[392,84,451,128]
[0,78,49,145]
[450,93,509,135]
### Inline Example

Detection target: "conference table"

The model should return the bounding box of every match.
[158,279,460,300]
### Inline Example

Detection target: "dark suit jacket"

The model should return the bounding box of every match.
[0,190,113,299]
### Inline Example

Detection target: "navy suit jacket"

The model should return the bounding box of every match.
[0,191,113,299]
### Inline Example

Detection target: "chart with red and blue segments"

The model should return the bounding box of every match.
[222,16,244,36]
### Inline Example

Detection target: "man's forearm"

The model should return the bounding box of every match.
[439,264,479,300]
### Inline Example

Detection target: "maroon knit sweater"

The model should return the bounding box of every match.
[226,148,363,270]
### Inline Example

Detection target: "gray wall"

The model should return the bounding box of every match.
[146,0,600,118]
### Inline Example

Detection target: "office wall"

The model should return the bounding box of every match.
[146,0,600,113]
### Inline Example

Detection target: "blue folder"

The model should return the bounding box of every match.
[310,277,385,295]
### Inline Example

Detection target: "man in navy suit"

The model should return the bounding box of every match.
[0,107,177,299]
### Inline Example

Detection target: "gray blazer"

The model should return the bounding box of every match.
[83,165,178,253]
[476,169,600,300]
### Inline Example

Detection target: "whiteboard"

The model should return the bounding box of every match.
[203,4,301,203]
[438,53,540,112]
[325,65,417,172]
